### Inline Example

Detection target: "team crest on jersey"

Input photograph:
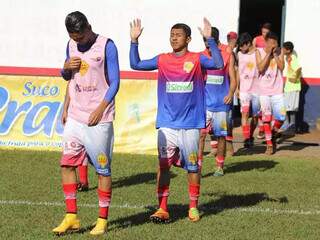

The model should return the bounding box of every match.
[183,62,194,73]
[97,153,108,168]
[246,61,255,71]
[188,152,198,165]
[79,60,89,76]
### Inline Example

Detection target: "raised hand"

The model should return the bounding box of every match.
[130,18,143,43]
[198,17,212,40]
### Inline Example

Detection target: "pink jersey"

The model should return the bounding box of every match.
[255,35,266,48]
[67,35,115,124]
[238,50,260,94]
[258,48,284,96]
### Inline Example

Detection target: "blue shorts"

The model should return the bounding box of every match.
[61,118,114,176]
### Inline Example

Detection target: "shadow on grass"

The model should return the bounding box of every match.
[113,172,177,189]
[106,192,288,231]
[234,145,267,156]
[202,160,278,178]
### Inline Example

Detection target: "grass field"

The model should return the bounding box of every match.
[0,149,320,240]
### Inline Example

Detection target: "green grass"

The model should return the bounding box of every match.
[0,149,320,239]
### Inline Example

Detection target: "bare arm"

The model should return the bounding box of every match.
[273,48,285,71]
[62,81,70,125]
[256,49,272,73]
[224,54,237,104]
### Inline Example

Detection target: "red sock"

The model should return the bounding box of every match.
[157,185,169,212]
[63,183,77,213]
[210,140,218,149]
[98,189,111,219]
[242,125,250,140]
[78,165,88,185]
[258,116,264,132]
[216,155,225,168]
[189,184,200,209]
[226,135,233,142]
[273,120,283,132]
[263,123,272,145]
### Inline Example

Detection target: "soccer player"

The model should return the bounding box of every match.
[130,18,223,223]
[53,11,120,235]
[198,27,237,177]
[237,33,261,148]
[225,31,238,156]
[282,41,301,134]
[253,22,271,49]
[256,32,285,155]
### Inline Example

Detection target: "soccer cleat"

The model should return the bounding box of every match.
[226,141,234,157]
[52,213,80,235]
[77,183,89,192]
[213,167,224,177]
[257,131,265,139]
[188,207,200,222]
[90,218,108,236]
[150,208,170,223]
[265,145,274,155]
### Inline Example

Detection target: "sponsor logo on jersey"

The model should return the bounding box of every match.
[166,81,193,93]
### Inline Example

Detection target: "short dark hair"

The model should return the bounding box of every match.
[65,11,89,33]
[211,27,219,42]
[262,22,272,30]
[266,31,278,41]
[283,41,294,52]
[238,32,252,47]
[171,23,191,38]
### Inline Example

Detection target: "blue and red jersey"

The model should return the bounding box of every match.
[130,38,223,129]
[203,45,232,112]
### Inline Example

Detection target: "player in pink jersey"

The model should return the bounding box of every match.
[256,32,286,155]
[237,33,261,148]
[253,22,271,49]
[53,11,120,236]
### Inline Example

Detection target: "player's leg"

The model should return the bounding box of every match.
[77,156,89,191]
[271,94,286,152]
[84,122,114,235]
[198,111,212,171]
[260,96,273,155]
[179,129,201,222]
[53,119,85,235]
[240,92,252,148]
[212,112,228,176]
[249,94,261,144]
[150,128,177,223]
[226,109,234,157]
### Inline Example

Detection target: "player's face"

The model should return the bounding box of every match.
[240,42,250,53]
[170,28,190,52]
[266,38,278,50]
[69,28,91,45]
[228,39,237,50]
[283,48,291,56]
[261,28,270,38]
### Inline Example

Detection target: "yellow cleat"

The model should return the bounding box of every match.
[52,213,80,235]
[90,218,108,236]
[150,208,170,223]
[188,207,200,222]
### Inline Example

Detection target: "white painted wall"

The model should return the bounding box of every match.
[0,0,239,70]
[284,0,320,78]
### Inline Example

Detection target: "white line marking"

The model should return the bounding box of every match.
[1,199,320,216]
